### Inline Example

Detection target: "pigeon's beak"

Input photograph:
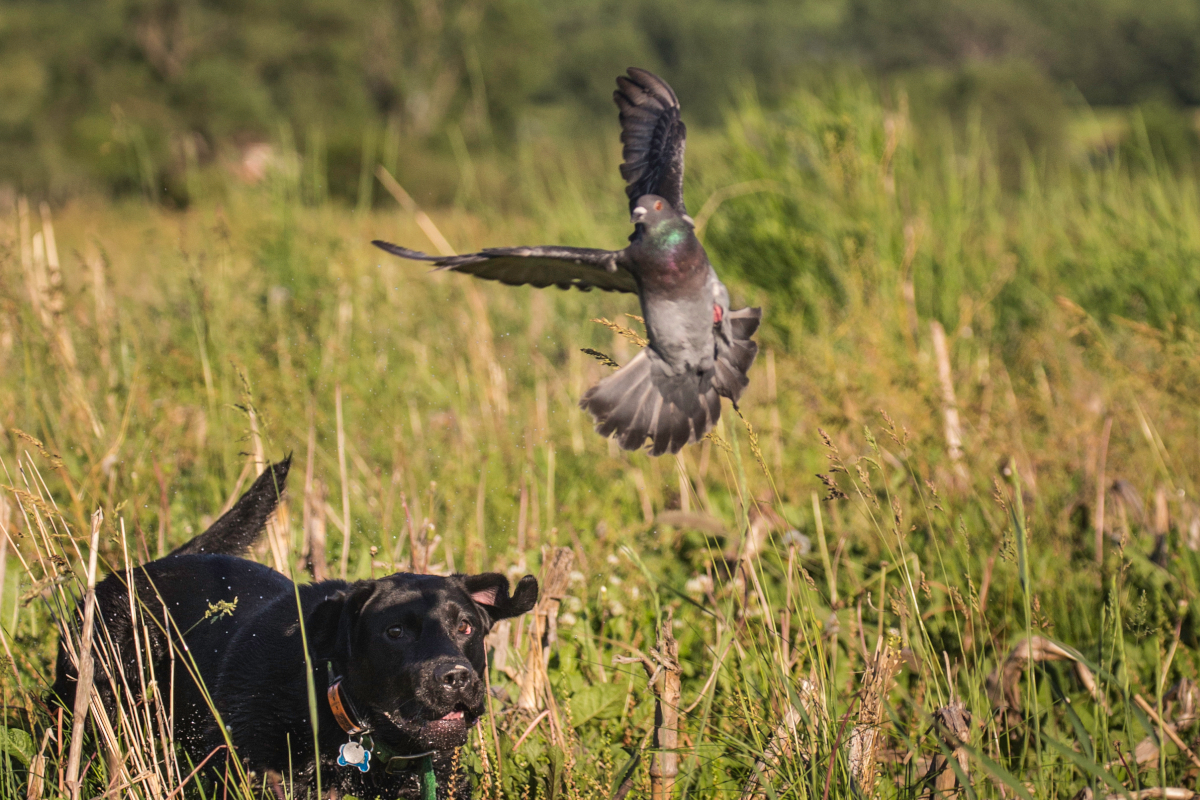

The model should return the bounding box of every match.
[631,206,647,224]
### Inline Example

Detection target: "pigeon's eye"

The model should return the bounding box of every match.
[457,620,473,636]
[654,200,663,211]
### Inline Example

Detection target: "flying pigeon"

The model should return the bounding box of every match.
[373,68,761,456]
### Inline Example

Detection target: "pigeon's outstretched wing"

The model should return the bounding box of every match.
[372,241,638,293]
[614,68,687,215]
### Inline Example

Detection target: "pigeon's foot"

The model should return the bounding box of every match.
[713,306,762,405]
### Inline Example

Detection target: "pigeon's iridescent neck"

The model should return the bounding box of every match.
[658,228,687,250]
[636,221,705,291]
[644,220,691,255]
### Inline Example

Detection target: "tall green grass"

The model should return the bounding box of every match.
[2,81,1200,798]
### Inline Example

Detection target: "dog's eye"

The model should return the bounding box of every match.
[386,625,404,639]
[457,621,473,636]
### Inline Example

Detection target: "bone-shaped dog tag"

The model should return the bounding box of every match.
[337,740,371,773]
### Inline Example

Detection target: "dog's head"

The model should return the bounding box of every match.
[308,572,538,751]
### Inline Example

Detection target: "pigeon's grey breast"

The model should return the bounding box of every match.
[640,265,720,378]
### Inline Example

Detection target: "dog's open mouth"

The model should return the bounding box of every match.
[418,707,477,748]
[379,704,481,750]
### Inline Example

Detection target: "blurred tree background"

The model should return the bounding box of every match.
[1,0,1198,203]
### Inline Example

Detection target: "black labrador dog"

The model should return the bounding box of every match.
[53,459,538,798]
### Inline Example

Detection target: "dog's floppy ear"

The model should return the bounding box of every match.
[306,582,375,659]
[463,573,539,621]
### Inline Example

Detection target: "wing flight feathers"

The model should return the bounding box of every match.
[614,68,687,214]
[371,241,638,293]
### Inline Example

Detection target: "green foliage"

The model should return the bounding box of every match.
[2,81,1200,798]
[0,0,838,201]
[0,727,33,766]
[849,0,1200,106]
[705,78,1200,342]
[6,0,1200,200]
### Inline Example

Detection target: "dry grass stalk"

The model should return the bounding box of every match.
[402,492,438,574]
[295,412,324,582]
[37,202,76,371]
[516,476,528,563]
[0,492,9,613]
[1094,417,1113,565]
[17,197,49,330]
[986,636,1104,716]
[64,509,102,800]
[739,705,802,799]
[848,638,901,796]
[592,317,648,348]
[649,616,681,800]
[303,479,330,580]
[900,221,922,347]
[630,468,654,525]
[545,445,555,531]
[1078,790,1196,800]
[516,547,574,721]
[919,702,971,798]
[464,292,509,421]
[567,347,586,454]
[153,463,170,557]
[26,728,54,800]
[16,199,102,439]
[765,349,783,475]
[614,611,682,800]
[930,321,965,482]
[336,383,352,579]
[1131,693,1200,771]
[675,454,691,514]
[85,243,114,374]
[375,165,456,256]
[470,463,487,574]
[797,677,829,761]
[1162,678,1199,727]
[486,618,512,678]
[1152,484,1170,564]
[37,205,65,316]
[377,166,510,421]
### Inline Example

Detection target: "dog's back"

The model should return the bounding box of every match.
[51,459,292,725]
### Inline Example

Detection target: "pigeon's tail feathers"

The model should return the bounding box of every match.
[713,307,762,404]
[580,351,720,456]
[170,457,291,557]
[728,306,762,341]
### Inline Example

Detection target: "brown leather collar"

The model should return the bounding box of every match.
[327,678,369,735]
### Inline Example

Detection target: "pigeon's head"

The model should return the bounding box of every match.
[631,194,692,230]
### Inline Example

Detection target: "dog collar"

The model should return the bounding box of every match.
[326,666,438,796]
[327,671,370,735]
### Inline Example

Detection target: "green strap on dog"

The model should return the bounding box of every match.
[419,754,437,800]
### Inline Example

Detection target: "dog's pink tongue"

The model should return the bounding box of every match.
[441,711,464,721]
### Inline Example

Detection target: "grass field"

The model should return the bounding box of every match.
[3,82,1200,798]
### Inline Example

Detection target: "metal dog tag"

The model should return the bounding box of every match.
[338,740,371,773]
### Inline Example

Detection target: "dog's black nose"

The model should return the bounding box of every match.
[440,663,472,691]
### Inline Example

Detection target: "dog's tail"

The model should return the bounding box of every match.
[170,457,291,557]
